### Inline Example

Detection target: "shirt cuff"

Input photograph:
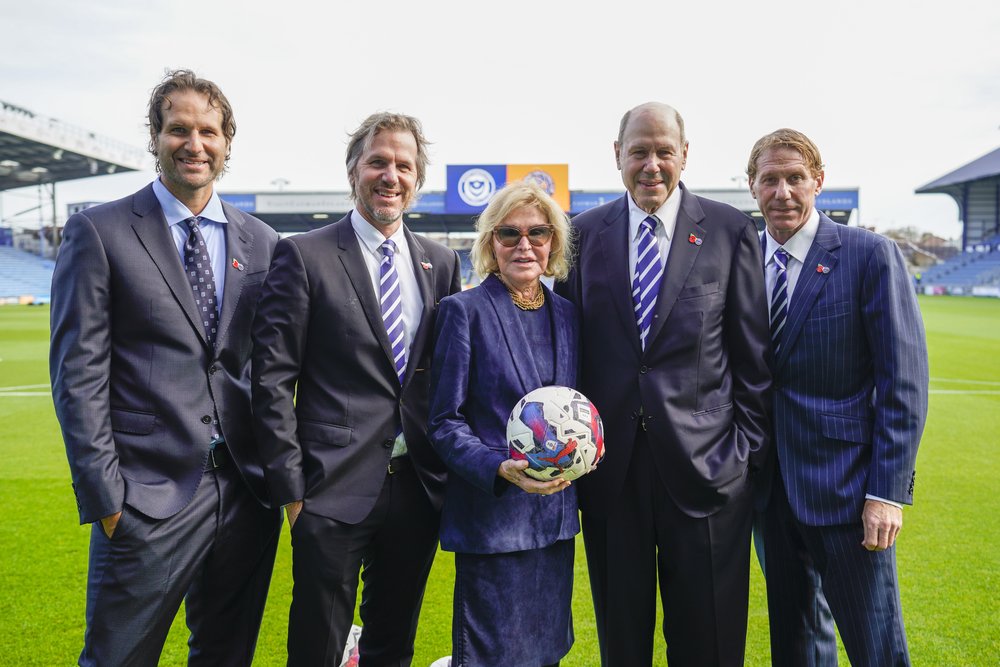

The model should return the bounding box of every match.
[865,494,902,509]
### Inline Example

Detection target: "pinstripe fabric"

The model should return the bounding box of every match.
[763,215,928,667]
[770,217,927,525]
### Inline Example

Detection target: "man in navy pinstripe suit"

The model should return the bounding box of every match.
[749,129,928,666]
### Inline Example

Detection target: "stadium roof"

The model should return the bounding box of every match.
[916,146,1000,193]
[0,100,147,191]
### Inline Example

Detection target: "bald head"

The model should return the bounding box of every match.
[617,102,686,147]
[614,102,689,213]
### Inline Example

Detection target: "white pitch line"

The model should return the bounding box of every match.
[0,392,51,397]
[929,390,1000,395]
[0,383,50,391]
[929,378,1000,387]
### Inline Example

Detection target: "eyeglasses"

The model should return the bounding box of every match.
[493,225,554,248]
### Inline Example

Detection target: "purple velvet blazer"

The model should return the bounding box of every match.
[428,274,581,554]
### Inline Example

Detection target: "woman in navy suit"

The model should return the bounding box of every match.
[429,181,580,667]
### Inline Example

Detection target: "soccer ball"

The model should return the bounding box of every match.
[506,385,605,481]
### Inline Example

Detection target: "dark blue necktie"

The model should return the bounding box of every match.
[379,240,407,384]
[770,248,789,354]
[183,217,218,346]
[632,216,663,349]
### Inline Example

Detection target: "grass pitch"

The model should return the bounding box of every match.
[1,296,998,665]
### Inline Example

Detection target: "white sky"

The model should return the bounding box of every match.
[2,0,998,238]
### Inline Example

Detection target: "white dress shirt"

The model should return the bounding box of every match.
[350,210,424,456]
[627,186,682,287]
[762,208,820,314]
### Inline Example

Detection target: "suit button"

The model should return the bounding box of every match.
[209,365,218,375]
[639,365,648,374]
[382,439,394,448]
[201,415,212,424]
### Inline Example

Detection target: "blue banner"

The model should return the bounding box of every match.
[446,165,507,214]
[219,193,257,212]
[816,190,859,210]
[570,192,621,214]
[412,192,446,214]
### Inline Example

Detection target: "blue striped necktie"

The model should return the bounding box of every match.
[183,216,218,346]
[770,248,789,354]
[632,216,663,349]
[379,240,407,384]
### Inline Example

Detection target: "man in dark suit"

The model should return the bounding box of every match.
[749,128,928,666]
[252,112,462,666]
[49,70,281,666]
[556,102,772,666]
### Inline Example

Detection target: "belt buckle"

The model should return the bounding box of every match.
[388,458,398,475]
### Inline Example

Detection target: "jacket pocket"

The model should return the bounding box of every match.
[109,408,157,435]
[678,281,720,300]
[820,413,871,444]
[297,420,352,446]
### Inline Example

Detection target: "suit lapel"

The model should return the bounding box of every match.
[214,203,254,347]
[129,185,209,348]
[401,227,434,389]
[645,186,705,349]
[484,274,540,394]
[336,217,397,369]
[776,216,842,368]
[550,287,575,388]
[599,197,641,356]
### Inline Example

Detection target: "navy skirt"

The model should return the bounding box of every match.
[452,538,574,667]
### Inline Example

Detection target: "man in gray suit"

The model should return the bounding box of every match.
[50,70,281,666]
[252,112,461,666]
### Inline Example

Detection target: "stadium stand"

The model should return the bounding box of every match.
[0,246,54,303]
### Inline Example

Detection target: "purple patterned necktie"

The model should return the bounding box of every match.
[632,216,663,349]
[770,248,789,354]
[183,217,218,346]
[379,240,407,384]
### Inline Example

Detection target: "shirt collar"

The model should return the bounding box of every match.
[627,184,682,241]
[152,178,228,227]
[350,209,407,255]
[764,207,820,265]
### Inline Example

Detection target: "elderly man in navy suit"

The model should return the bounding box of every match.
[252,112,462,666]
[557,102,772,666]
[749,128,929,666]
[50,70,281,665]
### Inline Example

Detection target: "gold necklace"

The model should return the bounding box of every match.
[504,280,545,310]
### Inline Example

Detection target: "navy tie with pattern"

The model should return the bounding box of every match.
[632,215,663,349]
[770,248,789,355]
[379,240,407,384]
[183,216,219,346]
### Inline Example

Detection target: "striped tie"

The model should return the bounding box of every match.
[770,248,789,354]
[632,216,663,349]
[379,240,407,384]
[183,217,219,346]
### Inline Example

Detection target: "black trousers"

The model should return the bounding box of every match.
[582,430,753,667]
[80,463,282,667]
[287,458,440,667]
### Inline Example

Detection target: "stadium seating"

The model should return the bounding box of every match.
[0,246,54,303]
[921,242,1000,290]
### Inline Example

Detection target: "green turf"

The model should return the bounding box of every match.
[1,296,998,665]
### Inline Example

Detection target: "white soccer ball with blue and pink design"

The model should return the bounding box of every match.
[506,385,605,482]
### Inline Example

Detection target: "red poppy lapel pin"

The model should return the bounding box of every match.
[816,263,830,274]
[688,233,703,246]
[231,258,245,271]
[420,261,433,270]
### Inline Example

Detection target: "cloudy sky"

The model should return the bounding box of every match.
[2,0,998,238]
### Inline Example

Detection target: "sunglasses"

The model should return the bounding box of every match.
[493,225,554,248]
